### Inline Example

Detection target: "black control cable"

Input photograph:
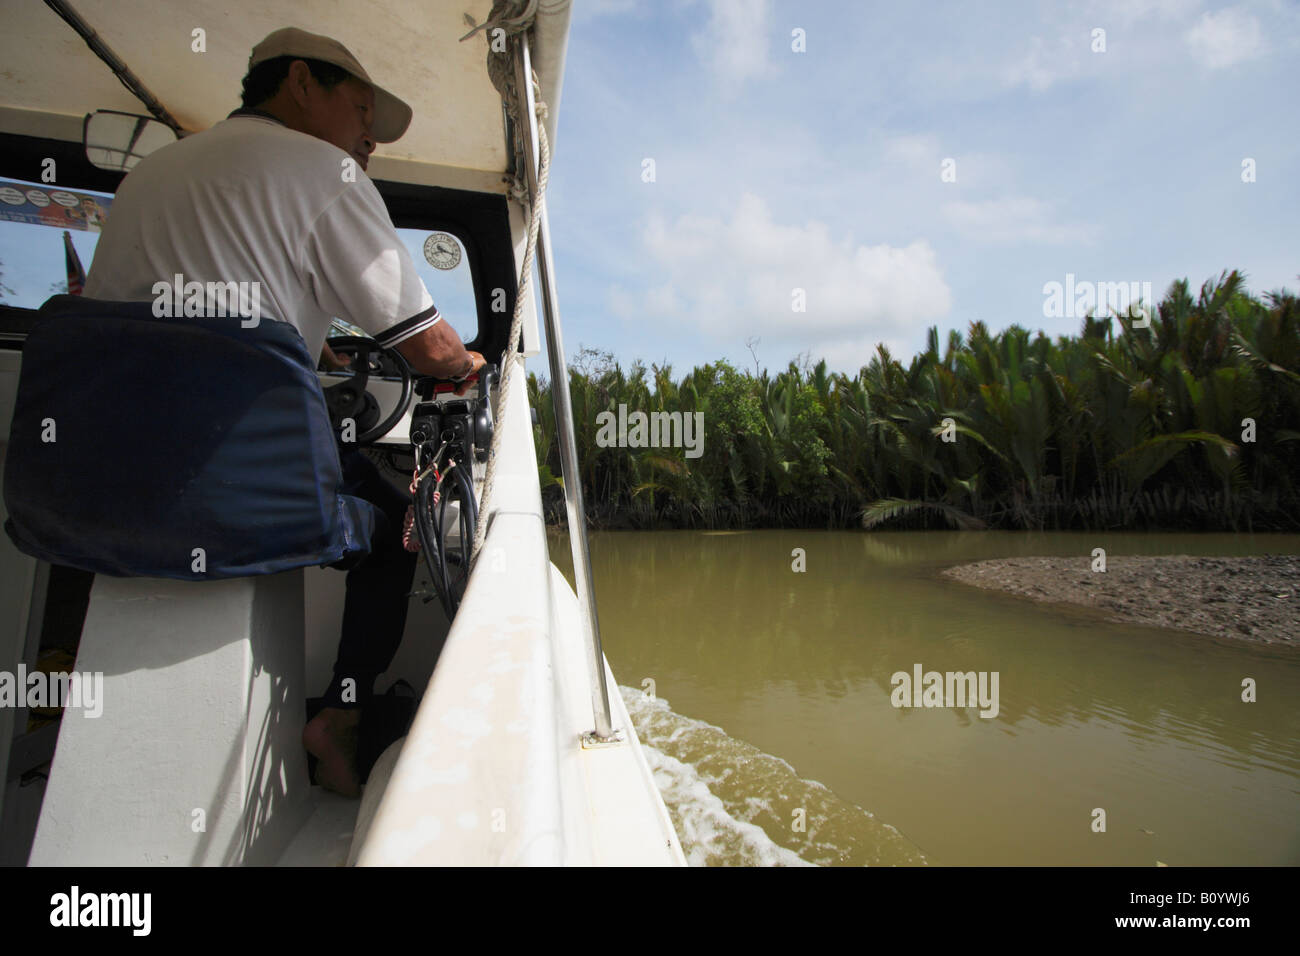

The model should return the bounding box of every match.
[412,443,477,620]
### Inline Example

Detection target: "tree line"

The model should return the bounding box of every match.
[528,270,1300,531]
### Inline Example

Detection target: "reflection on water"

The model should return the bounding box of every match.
[553,530,1300,866]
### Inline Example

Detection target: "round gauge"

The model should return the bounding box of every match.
[423,232,462,270]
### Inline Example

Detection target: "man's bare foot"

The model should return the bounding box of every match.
[303,707,363,798]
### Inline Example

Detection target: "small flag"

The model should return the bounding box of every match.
[63,231,86,295]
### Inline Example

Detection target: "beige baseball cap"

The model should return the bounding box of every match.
[249,27,412,143]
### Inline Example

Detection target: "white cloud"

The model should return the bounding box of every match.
[882,133,943,168]
[689,0,771,93]
[1002,34,1080,92]
[875,135,1013,192]
[608,193,951,352]
[784,330,918,377]
[1185,7,1266,69]
[942,196,1096,244]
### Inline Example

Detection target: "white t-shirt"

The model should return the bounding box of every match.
[84,110,440,360]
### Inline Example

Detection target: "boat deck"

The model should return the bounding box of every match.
[275,788,362,867]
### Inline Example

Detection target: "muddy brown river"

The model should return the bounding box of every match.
[550,529,1300,866]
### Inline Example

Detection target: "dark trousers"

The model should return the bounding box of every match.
[320,448,418,709]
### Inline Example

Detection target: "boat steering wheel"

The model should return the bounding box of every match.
[319,336,414,445]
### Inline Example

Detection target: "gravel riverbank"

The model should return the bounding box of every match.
[940,554,1300,647]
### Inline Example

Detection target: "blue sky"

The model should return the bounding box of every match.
[542,0,1300,377]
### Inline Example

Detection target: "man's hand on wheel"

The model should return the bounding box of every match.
[454,350,487,396]
[320,342,352,371]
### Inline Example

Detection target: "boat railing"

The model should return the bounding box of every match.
[510,29,616,743]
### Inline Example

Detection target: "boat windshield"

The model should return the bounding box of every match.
[393,226,478,344]
[0,178,110,308]
[0,180,479,348]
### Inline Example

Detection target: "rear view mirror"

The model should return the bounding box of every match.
[82,110,177,172]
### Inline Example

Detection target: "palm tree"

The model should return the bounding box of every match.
[529,271,1300,532]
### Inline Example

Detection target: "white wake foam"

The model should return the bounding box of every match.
[622,687,927,867]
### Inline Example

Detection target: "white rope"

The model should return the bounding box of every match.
[459,0,539,43]
[469,74,550,569]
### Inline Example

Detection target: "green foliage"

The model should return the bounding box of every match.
[530,271,1300,530]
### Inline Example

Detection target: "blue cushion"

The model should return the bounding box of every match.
[3,295,376,579]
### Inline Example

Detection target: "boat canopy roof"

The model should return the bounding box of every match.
[1,1,572,193]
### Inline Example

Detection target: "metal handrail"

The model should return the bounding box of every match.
[513,32,615,741]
